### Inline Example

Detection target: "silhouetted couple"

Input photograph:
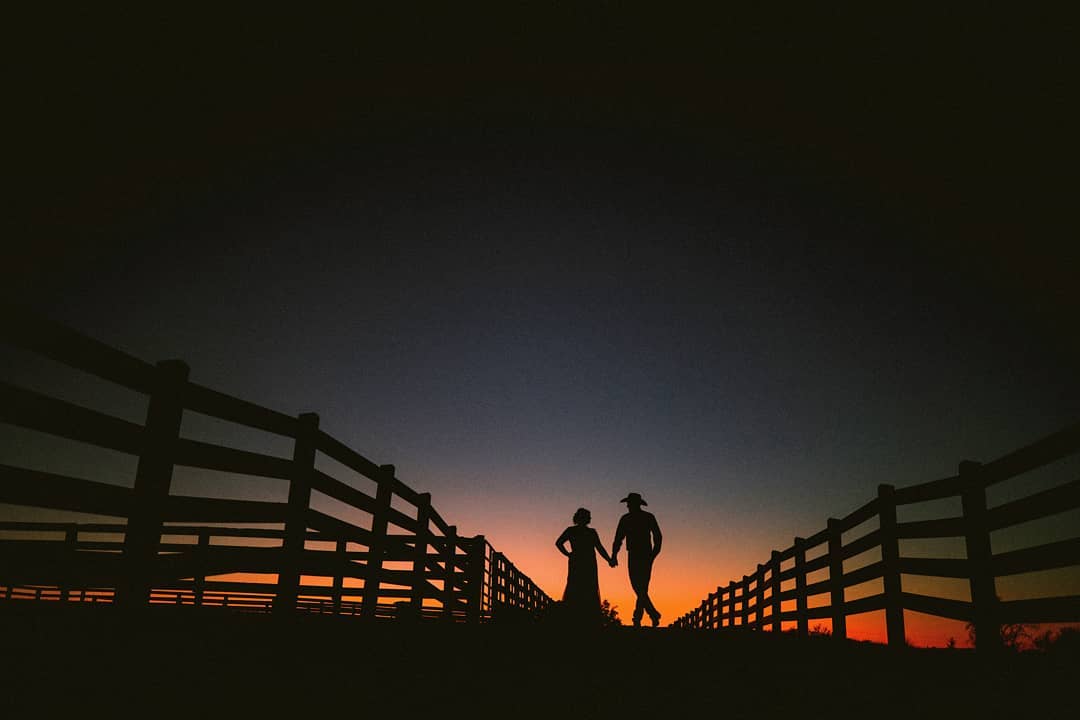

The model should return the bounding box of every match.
[555,492,662,627]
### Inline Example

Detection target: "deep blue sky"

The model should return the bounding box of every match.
[5,12,1079,628]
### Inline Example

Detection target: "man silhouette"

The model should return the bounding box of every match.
[611,492,662,627]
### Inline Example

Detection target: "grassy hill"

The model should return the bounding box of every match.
[2,604,1075,718]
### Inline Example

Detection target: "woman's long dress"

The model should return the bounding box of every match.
[560,525,601,618]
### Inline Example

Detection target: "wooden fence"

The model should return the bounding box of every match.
[0,309,551,621]
[672,421,1080,651]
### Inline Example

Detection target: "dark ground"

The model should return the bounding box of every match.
[1,605,1076,719]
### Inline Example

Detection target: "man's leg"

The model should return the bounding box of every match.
[629,557,659,625]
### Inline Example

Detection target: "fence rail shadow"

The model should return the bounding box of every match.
[0,308,551,621]
[673,421,1080,651]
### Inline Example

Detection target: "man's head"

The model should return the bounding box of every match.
[620,492,647,509]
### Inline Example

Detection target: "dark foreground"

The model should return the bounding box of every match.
[1,605,1076,719]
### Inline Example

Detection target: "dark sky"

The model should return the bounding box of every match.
[5,8,1079,636]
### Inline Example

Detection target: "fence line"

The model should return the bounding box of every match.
[673,422,1080,651]
[0,308,551,621]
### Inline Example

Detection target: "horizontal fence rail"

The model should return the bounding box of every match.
[672,422,1080,651]
[0,308,551,622]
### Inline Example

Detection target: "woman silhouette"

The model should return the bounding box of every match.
[555,507,614,622]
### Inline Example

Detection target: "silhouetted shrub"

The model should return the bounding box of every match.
[1032,626,1080,656]
[966,619,1030,652]
[600,598,622,627]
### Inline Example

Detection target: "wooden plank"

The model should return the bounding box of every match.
[69,540,126,551]
[1,308,155,392]
[987,477,1080,531]
[158,525,286,539]
[67,523,129,533]
[428,507,451,536]
[310,470,378,514]
[839,529,881,561]
[983,421,1080,486]
[804,577,832,596]
[0,545,126,585]
[998,595,1080,624]
[306,510,372,543]
[843,593,886,616]
[0,381,144,455]
[900,592,972,621]
[173,438,293,479]
[897,557,969,578]
[183,381,298,437]
[314,431,382,480]
[0,464,134,517]
[841,561,884,588]
[0,521,96,532]
[390,479,422,508]
[385,507,420,533]
[896,516,966,539]
[163,496,289,523]
[838,498,879,532]
[991,537,1080,576]
[151,546,285,580]
[777,566,798,582]
[892,475,962,505]
[803,528,829,549]
[803,553,830,574]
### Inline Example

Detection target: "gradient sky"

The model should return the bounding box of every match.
[6,12,1079,644]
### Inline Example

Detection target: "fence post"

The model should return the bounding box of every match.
[442,525,457,620]
[878,484,906,648]
[333,539,346,615]
[727,580,737,628]
[827,518,847,640]
[794,537,808,636]
[120,359,189,609]
[755,564,766,630]
[194,529,209,607]
[60,524,77,603]
[486,549,497,616]
[362,464,395,619]
[466,535,486,623]
[771,550,782,633]
[960,460,1001,653]
[275,412,319,615]
[411,493,432,617]
[740,575,751,627]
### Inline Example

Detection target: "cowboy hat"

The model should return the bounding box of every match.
[620,492,647,506]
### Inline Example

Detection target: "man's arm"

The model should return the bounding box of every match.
[612,515,627,561]
[651,514,662,558]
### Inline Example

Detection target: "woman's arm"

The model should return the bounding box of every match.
[593,529,613,564]
[555,528,572,558]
